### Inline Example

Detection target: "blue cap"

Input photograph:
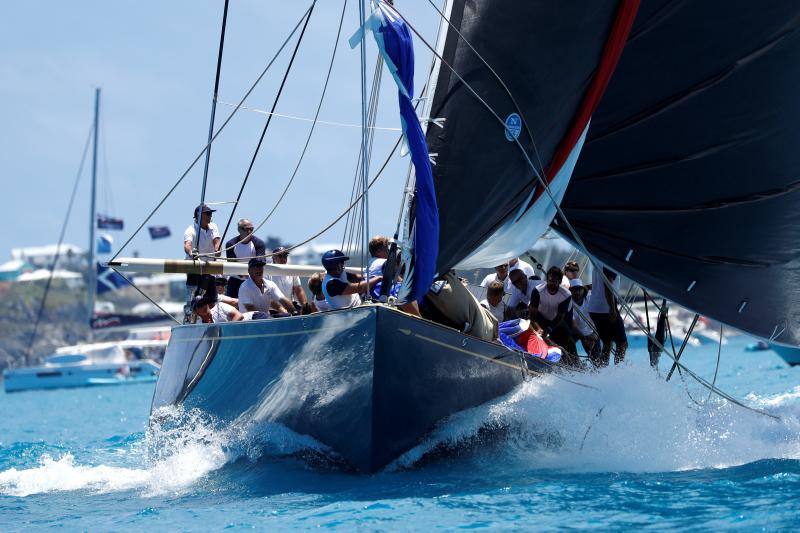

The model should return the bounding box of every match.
[321,249,349,270]
[248,257,267,268]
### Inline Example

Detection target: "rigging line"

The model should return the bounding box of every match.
[666,313,699,381]
[343,57,382,253]
[358,0,371,280]
[111,268,181,325]
[109,2,316,263]
[421,0,546,177]
[195,0,231,254]
[206,133,404,263]
[216,100,401,131]
[236,0,348,258]
[395,5,779,421]
[25,123,94,365]
[219,3,316,247]
[705,324,724,404]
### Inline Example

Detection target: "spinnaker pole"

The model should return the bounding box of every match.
[87,87,100,336]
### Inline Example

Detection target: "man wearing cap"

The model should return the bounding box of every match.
[269,246,308,312]
[213,275,238,308]
[568,278,598,359]
[224,218,266,298]
[182,203,221,322]
[238,258,296,317]
[321,249,381,310]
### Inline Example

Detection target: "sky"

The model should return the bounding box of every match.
[1,1,442,262]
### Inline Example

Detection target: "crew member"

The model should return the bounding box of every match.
[587,262,628,366]
[182,203,221,322]
[367,235,390,278]
[569,278,598,359]
[307,273,330,313]
[508,268,537,316]
[238,258,295,317]
[480,263,512,294]
[321,249,380,310]
[269,246,308,312]
[529,266,577,360]
[479,280,508,323]
[224,218,266,298]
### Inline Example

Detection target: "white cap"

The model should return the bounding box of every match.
[569,278,584,288]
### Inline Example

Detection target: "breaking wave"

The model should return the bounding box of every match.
[393,363,800,473]
[0,406,328,498]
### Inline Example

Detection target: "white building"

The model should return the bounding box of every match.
[11,244,85,271]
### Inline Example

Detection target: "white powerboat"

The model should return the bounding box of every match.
[3,337,165,393]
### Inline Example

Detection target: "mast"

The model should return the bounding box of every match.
[195,0,230,255]
[358,0,370,277]
[87,87,100,333]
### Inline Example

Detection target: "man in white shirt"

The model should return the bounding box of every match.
[367,235,389,279]
[238,258,296,317]
[529,266,576,358]
[479,280,508,323]
[569,278,598,358]
[480,263,512,293]
[191,296,243,323]
[508,268,538,315]
[182,203,221,322]
[268,246,308,312]
[586,262,627,366]
[224,218,266,298]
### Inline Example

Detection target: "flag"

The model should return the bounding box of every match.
[148,225,171,239]
[96,263,128,294]
[96,233,113,254]
[97,214,124,230]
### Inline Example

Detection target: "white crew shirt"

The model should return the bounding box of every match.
[480,273,512,293]
[367,257,386,279]
[184,222,220,259]
[270,274,301,302]
[237,277,287,314]
[572,296,595,337]
[509,258,536,278]
[532,283,572,321]
[479,298,507,323]
[508,278,537,308]
[586,263,620,314]
[233,240,255,262]
[313,295,331,312]
[211,301,238,323]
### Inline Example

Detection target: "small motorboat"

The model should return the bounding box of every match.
[3,338,164,393]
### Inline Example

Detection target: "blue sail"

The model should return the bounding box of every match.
[366,2,439,303]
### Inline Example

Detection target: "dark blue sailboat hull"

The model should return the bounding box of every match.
[151,305,544,472]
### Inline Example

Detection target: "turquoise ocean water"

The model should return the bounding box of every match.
[1,335,799,530]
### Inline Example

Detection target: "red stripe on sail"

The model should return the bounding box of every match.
[546,0,640,179]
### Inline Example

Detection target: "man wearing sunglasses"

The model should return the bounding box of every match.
[224,218,266,298]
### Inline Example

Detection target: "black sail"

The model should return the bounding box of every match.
[557,1,800,345]
[426,0,635,274]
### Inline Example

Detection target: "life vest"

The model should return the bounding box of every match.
[322,271,361,310]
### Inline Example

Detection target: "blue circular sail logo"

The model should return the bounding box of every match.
[504,113,522,141]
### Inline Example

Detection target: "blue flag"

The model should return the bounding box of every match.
[96,263,127,294]
[361,2,439,303]
[97,214,124,230]
[96,233,113,254]
[148,225,171,239]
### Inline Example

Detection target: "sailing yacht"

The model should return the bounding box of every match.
[110,0,800,470]
[6,89,174,393]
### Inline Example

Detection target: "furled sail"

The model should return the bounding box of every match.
[556,1,800,345]
[425,0,640,273]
